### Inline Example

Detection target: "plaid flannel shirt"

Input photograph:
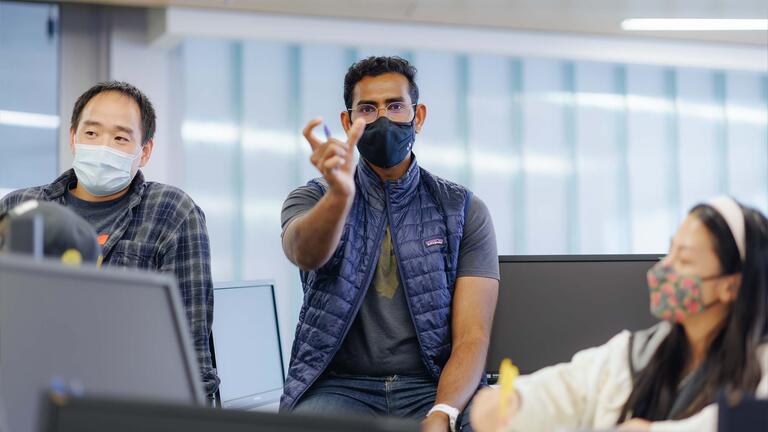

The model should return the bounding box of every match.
[0,169,220,397]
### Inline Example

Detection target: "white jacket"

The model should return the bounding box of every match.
[506,325,768,432]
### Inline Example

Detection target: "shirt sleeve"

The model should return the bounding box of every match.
[280,184,324,233]
[457,194,500,280]
[159,204,219,398]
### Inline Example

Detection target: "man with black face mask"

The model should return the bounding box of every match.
[280,56,499,432]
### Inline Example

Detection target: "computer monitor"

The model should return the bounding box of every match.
[212,281,285,411]
[41,394,420,432]
[486,254,663,377]
[0,254,204,432]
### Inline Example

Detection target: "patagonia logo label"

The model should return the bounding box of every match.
[425,238,444,247]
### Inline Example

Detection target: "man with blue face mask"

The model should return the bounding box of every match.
[280,56,500,432]
[0,81,220,399]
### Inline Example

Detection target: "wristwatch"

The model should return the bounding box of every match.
[427,403,459,432]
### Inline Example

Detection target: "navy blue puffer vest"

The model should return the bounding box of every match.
[280,157,471,410]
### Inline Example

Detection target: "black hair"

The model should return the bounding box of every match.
[70,81,156,146]
[620,200,768,421]
[343,56,419,109]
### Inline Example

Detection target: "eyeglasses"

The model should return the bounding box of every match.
[348,102,417,124]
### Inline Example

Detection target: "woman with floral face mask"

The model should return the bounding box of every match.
[471,196,768,432]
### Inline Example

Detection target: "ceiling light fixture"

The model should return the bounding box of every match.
[621,19,768,31]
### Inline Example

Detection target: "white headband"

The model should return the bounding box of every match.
[707,196,746,263]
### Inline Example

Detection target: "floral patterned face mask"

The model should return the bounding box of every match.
[647,262,720,322]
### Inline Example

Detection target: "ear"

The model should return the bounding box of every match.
[69,128,76,154]
[414,103,427,134]
[717,273,742,303]
[138,139,154,168]
[340,110,351,134]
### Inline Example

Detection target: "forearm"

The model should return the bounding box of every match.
[434,339,489,411]
[283,190,353,270]
[426,277,498,430]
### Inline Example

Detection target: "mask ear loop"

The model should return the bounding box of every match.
[120,143,145,189]
[127,143,146,177]
[132,143,145,161]
[695,274,722,311]
[698,272,740,310]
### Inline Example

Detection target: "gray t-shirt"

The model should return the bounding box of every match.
[64,186,131,239]
[281,184,499,376]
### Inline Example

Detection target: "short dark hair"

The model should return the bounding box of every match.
[70,81,156,146]
[343,56,419,109]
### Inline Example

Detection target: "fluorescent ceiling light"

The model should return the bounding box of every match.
[622,19,768,31]
[0,110,60,129]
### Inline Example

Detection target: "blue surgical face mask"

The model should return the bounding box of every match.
[72,144,142,197]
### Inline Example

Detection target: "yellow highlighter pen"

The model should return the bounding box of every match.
[498,358,519,424]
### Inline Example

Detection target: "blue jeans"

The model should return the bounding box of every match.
[292,373,475,431]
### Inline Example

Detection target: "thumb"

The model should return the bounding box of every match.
[346,118,366,151]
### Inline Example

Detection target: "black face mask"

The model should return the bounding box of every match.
[356,116,415,169]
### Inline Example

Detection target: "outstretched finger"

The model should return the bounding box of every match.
[302,117,324,151]
[345,118,366,151]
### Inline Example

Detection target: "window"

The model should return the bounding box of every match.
[0,1,59,197]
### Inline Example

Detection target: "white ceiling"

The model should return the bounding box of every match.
[55,0,768,45]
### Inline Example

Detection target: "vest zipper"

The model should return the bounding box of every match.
[289,203,390,408]
[384,183,438,379]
